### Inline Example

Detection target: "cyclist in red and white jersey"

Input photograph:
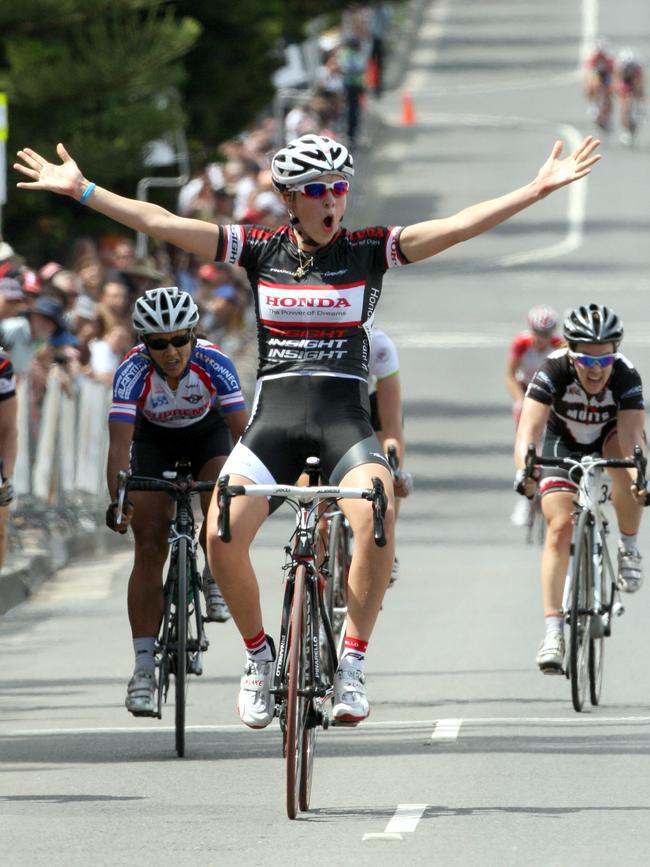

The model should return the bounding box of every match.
[584,40,615,132]
[615,48,645,145]
[506,306,564,426]
[15,130,601,727]
[105,287,247,715]
[507,306,564,526]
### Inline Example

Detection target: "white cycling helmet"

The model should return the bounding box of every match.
[271,134,354,191]
[132,287,199,335]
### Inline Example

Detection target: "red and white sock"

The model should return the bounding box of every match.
[339,636,368,671]
[244,628,273,662]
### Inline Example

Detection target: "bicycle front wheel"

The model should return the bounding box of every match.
[326,512,350,658]
[286,564,308,819]
[589,532,609,706]
[569,512,592,712]
[174,537,189,757]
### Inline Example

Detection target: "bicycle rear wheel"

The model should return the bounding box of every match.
[174,537,189,757]
[286,564,308,819]
[326,512,350,658]
[569,513,592,712]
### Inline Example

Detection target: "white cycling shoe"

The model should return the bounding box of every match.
[617,548,643,593]
[332,665,369,725]
[125,669,157,716]
[237,637,276,729]
[535,633,565,675]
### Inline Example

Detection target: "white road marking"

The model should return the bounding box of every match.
[384,803,428,833]
[431,718,463,741]
[403,0,449,93]
[581,0,599,61]
[5,716,650,739]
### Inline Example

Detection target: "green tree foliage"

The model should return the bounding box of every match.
[1,0,200,250]
[173,0,351,157]
[0,0,353,253]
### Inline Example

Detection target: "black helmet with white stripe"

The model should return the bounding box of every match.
[563,303,623,346]
[132,287,199,334]
[271,134,354,191]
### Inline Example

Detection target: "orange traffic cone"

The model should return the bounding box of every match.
[401,92,415,126]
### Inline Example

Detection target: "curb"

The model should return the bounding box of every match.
[0,509,130,616]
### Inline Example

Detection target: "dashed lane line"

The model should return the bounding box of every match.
[431,718,463,741]
[363,803,428,842]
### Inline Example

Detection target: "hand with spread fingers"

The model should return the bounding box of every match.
[534,136,602,198]
[14,143,84,200]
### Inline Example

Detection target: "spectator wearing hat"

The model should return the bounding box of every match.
[69,295,101,371]
[0,278,26,321]
[0,295,66,376]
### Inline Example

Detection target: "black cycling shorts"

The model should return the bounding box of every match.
[539,428,617,496]
[130,411,232,479]
[221,375,388,485]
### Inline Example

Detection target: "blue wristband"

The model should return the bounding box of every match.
[80,182,96,205]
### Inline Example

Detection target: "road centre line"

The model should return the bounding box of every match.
[432,718,463,740]
[5,716,650,739]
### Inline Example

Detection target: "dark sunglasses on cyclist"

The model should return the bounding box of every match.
[570,351,616,369]
[145,332,193,351]
[290,180,350,199]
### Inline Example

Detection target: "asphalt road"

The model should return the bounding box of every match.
[2,1,650,864]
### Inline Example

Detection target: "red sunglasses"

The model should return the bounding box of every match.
[291,180,350,199]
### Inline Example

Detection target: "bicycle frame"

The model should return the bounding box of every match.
[560,457,615,624]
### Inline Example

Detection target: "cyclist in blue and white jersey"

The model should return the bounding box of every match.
[15,130,601,727]
[105,287,247,715]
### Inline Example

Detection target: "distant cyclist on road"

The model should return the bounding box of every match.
[584,40,615,132]
[104,287,247,715]
[507,305,563,526]
[514,304,646,674]
[614,48,645,145]
[15,129,601,728]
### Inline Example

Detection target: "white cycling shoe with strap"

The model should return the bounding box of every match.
[125,669,157,716]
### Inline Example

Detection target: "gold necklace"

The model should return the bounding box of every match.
[293,247,314,279]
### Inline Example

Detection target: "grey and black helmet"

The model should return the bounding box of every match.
[563,303,623,347]
[132,287,199,335]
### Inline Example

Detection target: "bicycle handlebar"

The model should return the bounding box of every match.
[524,443,648,500]
[115,471,215,526]
[217,475,388,546]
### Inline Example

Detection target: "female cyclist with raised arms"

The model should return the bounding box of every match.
[15,131,601,727]
[105,287,248,715]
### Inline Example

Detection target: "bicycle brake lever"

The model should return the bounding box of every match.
[217,475,232,542]
[116,469,129,526]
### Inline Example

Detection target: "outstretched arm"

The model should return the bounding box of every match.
[400,137,601,263]
[15,143,220,260]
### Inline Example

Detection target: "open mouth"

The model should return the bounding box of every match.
[323,215,334,230]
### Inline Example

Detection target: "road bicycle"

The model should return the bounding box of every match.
[217,457,387,819]
[116,460,215,757]
[525,444,646,712]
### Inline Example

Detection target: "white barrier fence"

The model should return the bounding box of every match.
[14,368,111,503]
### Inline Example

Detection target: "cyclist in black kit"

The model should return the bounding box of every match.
[15,131,601,727]
[514,304,647,674]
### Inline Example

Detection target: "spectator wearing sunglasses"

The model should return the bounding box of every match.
[15,129,601,729]
[514,304,647,674]
[103,287,248,716]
